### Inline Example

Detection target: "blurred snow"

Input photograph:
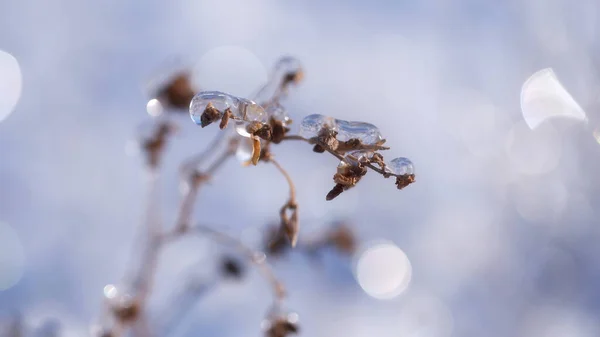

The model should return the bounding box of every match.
[1,0,600,336]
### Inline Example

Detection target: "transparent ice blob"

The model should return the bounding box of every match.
[334,119,383,145]
[189,91,240,125]
[386,157,414,175]
[299,114,336,138]
[234,98,267,137]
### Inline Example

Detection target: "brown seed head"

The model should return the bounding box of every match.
[158,73,195,110]
[200,102,222,128]
[396,174,416,189]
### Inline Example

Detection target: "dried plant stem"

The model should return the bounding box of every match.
[270,158,296,204]
[128,168,162,304]
[175,137,237,232]
[281,134,394,177]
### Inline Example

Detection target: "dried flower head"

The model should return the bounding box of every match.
[142,121,177,168]
[326,223,356,255]
[220,255,245,280]
[264,225,290,257]
[111,297,140,324]
[326,159,367,200]
[264,311,300,337]
[156,72,196,110]
[200,103,223,128]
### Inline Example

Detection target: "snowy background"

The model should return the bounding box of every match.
[1,0,600,336]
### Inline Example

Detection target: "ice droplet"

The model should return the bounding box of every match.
[387,157,414,175]
[189,91,240,125]
[299,114,336,138]
[299,114,383,145]
[335,119,383,145]
[520,68,587,130]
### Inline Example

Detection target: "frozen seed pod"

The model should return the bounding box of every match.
[262,310,300,337]
[190,91,240,127]
[334,119,383,145]
[387,157,414,175]
[299,114,336,138]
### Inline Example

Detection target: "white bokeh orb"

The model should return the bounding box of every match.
[354,241,412,300]
[0,50,22,123]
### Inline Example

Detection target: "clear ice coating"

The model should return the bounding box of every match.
[299,114,336,138]
[235,98,267,137]
[387,157,414,175]
[334,119,383,145]
[190,91,240,125]
[253,56,303,107]
[299,114,383,145]
[343,150,373,165]
[520,68,587,130]
[235,137,254,163]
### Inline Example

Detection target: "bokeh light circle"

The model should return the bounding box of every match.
[0,50,22,123]
[0,221,25,290]
[146,98,164,117]
[192,46,267,99]
[354,241,412,299]
[520,68,587,130]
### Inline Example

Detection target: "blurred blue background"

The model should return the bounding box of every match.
[1,0,600,336]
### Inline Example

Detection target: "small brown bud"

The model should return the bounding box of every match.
[200,103,221,128]
[255,125,273,141]
[264,226,289,257]
[270,118,287,144]
[221,256,244,280]
[326,184,344,201]
[328,224,356,255]
[157,73,195,110]
[312,144,325,153]
[112,300,140,323]
[266,317,299,337]
[396,174,415,189]
[219,108,232,129]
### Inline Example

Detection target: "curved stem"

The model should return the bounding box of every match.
[269,158,296,204]
[162,225,286,304]
[175,138,237,232]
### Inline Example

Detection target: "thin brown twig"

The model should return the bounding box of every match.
[174,138,238,232]
[269,158,296,204]
[269,158,300,246]
[281,134,395,177]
